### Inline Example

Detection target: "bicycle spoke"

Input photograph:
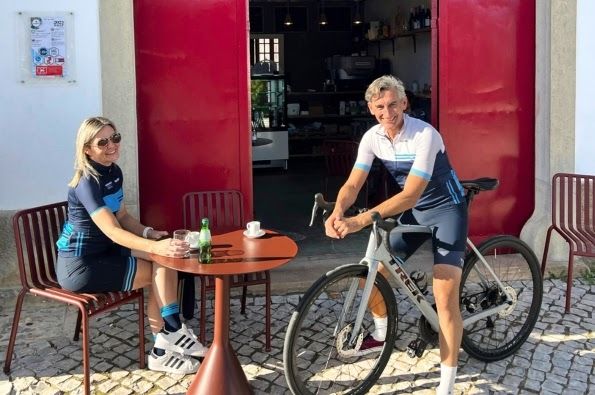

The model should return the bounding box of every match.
[460,236,542,362]
[284,265,397,395]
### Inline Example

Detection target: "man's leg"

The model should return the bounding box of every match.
[433,263,463,395]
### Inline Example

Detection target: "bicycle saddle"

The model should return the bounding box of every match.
[460,177,499,192]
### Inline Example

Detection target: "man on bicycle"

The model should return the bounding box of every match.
[325,75,467,395]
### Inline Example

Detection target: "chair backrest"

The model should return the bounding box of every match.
[12,201,67,290]
[551,173,595,253]
[322,139,359,177]
[182,190,245,233]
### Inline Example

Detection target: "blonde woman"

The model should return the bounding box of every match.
[56,116,206,374]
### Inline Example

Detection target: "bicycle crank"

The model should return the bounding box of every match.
[335,324,364,358]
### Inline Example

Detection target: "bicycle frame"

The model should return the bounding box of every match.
[344,224,514,345]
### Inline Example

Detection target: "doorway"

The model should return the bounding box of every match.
[249,0,434,244]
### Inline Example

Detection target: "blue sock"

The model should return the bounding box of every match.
[160,302,182,332]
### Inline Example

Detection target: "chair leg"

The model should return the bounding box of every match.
[541,226,554,276]
[3,289,27,374]
[80,306,91,395]
[565,252,575,313]
[200,280,207,344]
[241,277,248,315]
[265,274,271,352]
[74,309,83,341]
[138,293,146,369]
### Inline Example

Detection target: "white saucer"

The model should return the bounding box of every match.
[243,229,265,239]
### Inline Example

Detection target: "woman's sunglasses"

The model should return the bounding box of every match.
[94,132,122,148]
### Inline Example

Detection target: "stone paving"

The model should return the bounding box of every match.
[0,278,593,394]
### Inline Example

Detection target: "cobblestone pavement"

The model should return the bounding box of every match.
[0,278,593,394]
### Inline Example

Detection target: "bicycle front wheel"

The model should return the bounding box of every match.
[283,264,398,395]
[460,235,543,361]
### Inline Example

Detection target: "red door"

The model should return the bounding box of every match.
[437,0,535,239]
[134,0,252,230]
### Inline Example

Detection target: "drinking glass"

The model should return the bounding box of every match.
[172,229,190,256]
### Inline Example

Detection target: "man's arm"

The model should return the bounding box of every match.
[333,173,428,238]
[324,167,368,238]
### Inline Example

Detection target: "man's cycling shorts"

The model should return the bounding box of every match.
[389,202,468,268]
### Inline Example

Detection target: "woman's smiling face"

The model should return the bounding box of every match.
[84,125,120,166]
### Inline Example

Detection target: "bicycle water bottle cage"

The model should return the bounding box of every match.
[410,270,428,294]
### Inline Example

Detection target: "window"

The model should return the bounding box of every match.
[250,34,285,74]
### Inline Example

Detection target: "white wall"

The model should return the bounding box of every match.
[575,0,595,175]
[0,0,101,209]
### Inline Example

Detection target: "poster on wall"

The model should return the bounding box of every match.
[30,16,66,77]
[17,12,76,83]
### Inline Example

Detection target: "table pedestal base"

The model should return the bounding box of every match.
[186,275,253,395]
[187,342,253,395]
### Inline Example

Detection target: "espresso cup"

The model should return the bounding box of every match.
[246,221,261,236]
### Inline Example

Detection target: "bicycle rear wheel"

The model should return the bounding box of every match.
[460,235,543,361]
[283,264,398,395]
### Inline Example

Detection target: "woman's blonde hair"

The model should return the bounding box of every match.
[68,116,116,187]
[364,75,406,103]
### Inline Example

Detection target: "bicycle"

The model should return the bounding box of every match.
[283,177,543,395]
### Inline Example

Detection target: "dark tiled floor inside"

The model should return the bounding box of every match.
[252,157,370,259]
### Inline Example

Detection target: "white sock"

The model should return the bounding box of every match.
[436,364,457,395]
[371,316,387,341]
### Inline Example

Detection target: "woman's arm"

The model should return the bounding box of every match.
[92,208,185,256]
[116,205,168,240]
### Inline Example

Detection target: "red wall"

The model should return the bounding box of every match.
[437,0,535,239]
[134,0,252,230]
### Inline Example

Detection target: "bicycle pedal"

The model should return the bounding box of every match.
[406,338,427,359]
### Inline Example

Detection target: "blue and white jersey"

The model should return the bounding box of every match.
[355,114,465,209]
[57,161,124,257]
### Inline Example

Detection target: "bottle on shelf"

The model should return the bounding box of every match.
[198,218,212,263]
[408,7,415,31]
[424,7,431,28]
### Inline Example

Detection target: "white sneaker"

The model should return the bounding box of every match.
[154,324,208,357]
[148,349,200,374]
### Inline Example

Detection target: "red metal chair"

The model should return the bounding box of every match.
[3,202,145,395]
[322,139,369,207]
[541,173,595,312]
[181,190,272,350]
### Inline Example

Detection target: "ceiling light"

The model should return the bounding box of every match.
[353,0,362,25]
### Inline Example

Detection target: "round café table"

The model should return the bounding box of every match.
[151,229,298,395]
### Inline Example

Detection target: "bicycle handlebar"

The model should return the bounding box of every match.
[309,193,398,234]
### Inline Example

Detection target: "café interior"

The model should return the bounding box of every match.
[250,0,432,239]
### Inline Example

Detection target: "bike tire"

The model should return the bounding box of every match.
[283,264,398,395]
[460,235,543,361]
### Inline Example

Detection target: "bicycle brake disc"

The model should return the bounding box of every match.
[335,324,364,358]
[498,286,518,317]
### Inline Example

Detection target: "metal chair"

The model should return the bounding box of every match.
[181,190,272,350]
[541,173,595,312]
[322,139,368,207]
[3,202,145,395]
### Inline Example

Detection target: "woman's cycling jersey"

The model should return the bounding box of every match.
[355,114,465,209]
[57,161,124,257]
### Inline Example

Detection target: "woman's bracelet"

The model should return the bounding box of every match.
[142,226,154,239]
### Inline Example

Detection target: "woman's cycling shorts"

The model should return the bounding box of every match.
[389,202,468,268]
[57,244,138,293]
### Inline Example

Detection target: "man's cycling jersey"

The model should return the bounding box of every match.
[355,114,465,209]
[57,160,125,257]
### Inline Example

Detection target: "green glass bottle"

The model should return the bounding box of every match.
[198,218,212,263]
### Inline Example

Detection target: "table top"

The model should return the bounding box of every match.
[150,229,298,276]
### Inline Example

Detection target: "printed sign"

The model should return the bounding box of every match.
[30,16,66,77]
